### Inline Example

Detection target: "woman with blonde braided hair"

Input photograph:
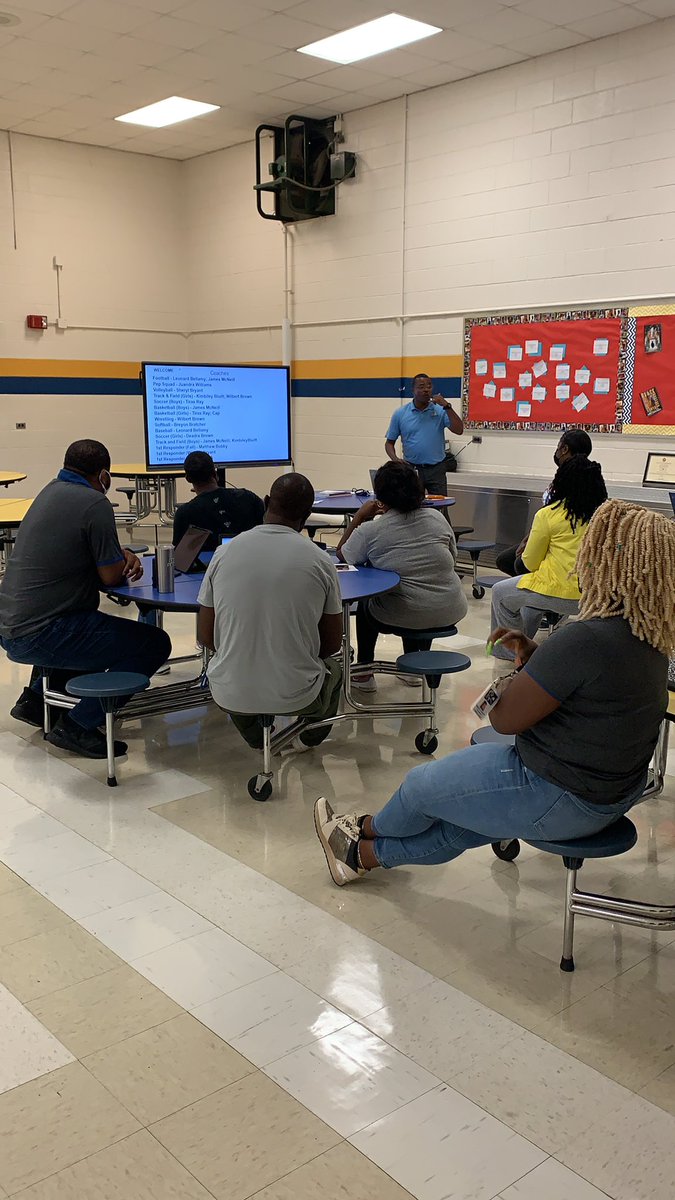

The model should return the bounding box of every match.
[314,498,671,888]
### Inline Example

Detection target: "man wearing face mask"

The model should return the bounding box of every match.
[495,429,593,577]
[0,440,171,759]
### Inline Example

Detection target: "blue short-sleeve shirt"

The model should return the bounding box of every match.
[386,402,451,465]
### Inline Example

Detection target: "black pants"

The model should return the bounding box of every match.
[356,601,432,664]
[413,462,447,496]
[495,545,526,577]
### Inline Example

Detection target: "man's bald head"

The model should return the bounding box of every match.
[265,472,315,529]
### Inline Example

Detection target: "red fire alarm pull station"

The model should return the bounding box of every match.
[26,315,48,330]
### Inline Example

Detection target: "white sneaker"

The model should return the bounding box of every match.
[351,671,377,692]
[396,672,422,687]
[314,797,366,886]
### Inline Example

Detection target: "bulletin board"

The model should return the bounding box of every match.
[463,308,626,432]
[623,305,675,435]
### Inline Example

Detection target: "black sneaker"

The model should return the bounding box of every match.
[10,687,44,728]
[46,715,128,760]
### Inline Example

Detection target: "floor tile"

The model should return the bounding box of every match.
[448,1028,631,1155]
[150,1071,340,1200]
[193,972,352,1067]
[0,886,71,948]
[251,1141,414,1199]
[537,984,675,1091]
[556,1092,675,1200]
[0,982,73,1095]
[83,1012,254,1124]
[498,1159,612,1199]
[0,830,110,886]
[362,979,522,1081]
[265,1023,439,1138]
[15,1130,214,1199]
[132,926,278,1010]
[36,860,159,921]
[0,800,67,851]
[641,1062,675,1118]
[0,922,120,1002]
[80,891,213,960]
[0,1061,140,1194]
[27,965,182,1057]
[285,929,437,1020]
[0,862,26,897]
[351,1083,547,1200]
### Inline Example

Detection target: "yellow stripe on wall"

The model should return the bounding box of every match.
[291,355,463,380]
[0,359,143,379]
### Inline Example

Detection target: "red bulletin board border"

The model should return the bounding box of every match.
[623,310,675,434]
[463,308,627,432]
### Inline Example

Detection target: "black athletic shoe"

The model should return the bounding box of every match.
[46,715,128,760]
[10,687,44,728]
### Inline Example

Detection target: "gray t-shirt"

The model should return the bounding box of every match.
[517,617,667,804]
[342,508,468,629]
[198,524,342,714]
[0,476,124,640]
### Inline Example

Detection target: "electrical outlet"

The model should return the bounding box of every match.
[471,435,482,444]
[15,423,25,430]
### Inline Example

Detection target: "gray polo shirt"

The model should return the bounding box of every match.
[198,524,342,714]
[0,474,124,640]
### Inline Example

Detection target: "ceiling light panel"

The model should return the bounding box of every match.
[297,13,442,64]
[115,94,219,126]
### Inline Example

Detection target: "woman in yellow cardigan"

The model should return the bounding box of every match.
[491,455,607,661]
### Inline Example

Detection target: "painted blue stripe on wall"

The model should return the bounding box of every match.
[0,375,462,400]
[292,377,462,399]
[0,377,142,395]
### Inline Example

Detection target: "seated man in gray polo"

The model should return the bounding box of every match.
[197,473,343,750]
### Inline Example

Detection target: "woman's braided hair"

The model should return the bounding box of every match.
[576,498,675,656]
[546,455,608,532]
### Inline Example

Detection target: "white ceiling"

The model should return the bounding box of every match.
[0,0,673,159]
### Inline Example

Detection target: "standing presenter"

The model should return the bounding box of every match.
[385,372,463,496]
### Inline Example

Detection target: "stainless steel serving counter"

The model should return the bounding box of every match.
[449,472,671,567]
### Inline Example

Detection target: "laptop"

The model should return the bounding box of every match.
[670,492,675,517]
[173,524,211,573]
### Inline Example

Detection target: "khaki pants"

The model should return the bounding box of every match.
[229,657,343,749]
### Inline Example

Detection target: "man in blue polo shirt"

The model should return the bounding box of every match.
[385,372,463,496]
[0,439,170,760]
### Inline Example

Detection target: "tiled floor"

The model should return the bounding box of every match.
[0,576,674,1198]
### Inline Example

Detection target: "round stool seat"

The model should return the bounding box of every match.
[475,574,509,590]
[526,816,637,860]
[122,544,149,554]
[470,727,515,746]
[457,539,496,553]
[66,672,150,700]
[452,525,474,537]
[116,485,136,495]
[396,650,471,678]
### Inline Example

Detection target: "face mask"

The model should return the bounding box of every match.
[553,451,560,466]
[99,470,111,495]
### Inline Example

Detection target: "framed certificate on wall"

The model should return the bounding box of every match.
[642,452,675,487]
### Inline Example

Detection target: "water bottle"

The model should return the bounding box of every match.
[155,545,175,593]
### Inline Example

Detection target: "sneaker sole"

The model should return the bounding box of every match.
[10,707,43,728]
[313,798,348,887]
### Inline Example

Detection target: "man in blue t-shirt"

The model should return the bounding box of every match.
[385,372,463,496]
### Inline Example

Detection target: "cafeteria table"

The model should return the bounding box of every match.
[110,463,183,525]
[102,554,436,742]
[311,490,455,516]
[0,472,26,488]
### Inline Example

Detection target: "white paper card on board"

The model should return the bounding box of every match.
[556,385,570,400]
[533,360,547,378]
[493,362,507,378]
[500,387,515,402]
[593,338,609,356]
[575,366,591,385]
[533,385,546,402]
[475,359,488,376]
[550,344,566,361]
[517,401,532,417]
[519,372,533,388]
[483,382,497,398]
[525,340,542,356]
[508,345,523,361]
[594,377,610,394]
[556,364,570,380]
[573,392,590,412]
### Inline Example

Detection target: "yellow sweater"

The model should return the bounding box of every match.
[517,502,587,600]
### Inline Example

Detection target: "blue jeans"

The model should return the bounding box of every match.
[1,611,171,730]
[371,744,643,868]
